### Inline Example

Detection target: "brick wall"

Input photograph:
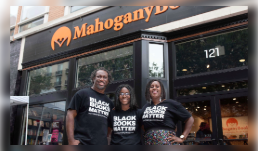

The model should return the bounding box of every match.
[48,6,65,22]
[13,6,22,36]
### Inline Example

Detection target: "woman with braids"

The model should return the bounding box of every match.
[108,84,142,145]
[141,79,194,145]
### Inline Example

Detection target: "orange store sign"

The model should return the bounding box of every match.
[222,117,248,139]
[51,6,179,50]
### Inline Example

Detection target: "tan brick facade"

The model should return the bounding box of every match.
[48,6,65,22]
[13,6,22,35]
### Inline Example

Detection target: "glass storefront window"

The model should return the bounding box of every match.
[24,101,65,145]
[176,28,248,76]
[149,43,164,78]
[19,17,44,32]
[21,6,46,21]
[27,62,69,96]
[77,46,133,87]
[181,101,213,145]
[177,80,248,97]
[71,6,87,13]
[10,6,18,27]
[219,96,248,145]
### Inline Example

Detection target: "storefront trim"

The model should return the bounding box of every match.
[167,21,247,42]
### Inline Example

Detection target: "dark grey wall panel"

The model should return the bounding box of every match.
[10,39,22,96]
[23,6,224,64]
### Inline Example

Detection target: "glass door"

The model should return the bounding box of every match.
[215,92,248,145]
[178,97,217,145]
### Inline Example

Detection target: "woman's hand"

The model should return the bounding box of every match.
[167,134,184,144]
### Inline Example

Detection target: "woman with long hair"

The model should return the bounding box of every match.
[108,84,142,145]
[142,79,194,145]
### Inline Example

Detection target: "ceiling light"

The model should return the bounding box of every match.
[182,69,187,71]
[207,64,210,68]
[204,106,207,107]
[195,109,198,111]
[204,108,206,110]
[222,85,225,87]
[186,108,188,109]
[197,106,200,108]
[202,87,206,89]
[227,89,230,91]
[236,101,239,103]
[239,59,245,62]
[233,98,236,100]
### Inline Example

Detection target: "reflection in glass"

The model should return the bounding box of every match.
[181,101,212,145]
[77,46,133,88]
[149,43,164,78]
[24,101,66,145]
[19,17,44,32]
[27,62,69,96]
[176,28,248,76]
[219,96,248,145]
[10,6,19,26]
[71,6,87,13]
[177,80,248,96]
[21,6,46,21]
[10,29,14,37]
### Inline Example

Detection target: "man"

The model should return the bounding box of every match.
[66,67,114,145]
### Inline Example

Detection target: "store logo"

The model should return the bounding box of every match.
[50,6,180,50]
[226,118,238,127]
[51,26,72,50]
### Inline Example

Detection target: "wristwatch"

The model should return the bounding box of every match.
[180,135,185,141]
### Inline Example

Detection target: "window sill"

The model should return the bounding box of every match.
[18,12,48,26]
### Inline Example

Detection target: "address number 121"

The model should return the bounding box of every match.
[204,48,219,58]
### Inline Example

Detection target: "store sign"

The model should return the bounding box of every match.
[222,117,248,139]
[51,6,180,50]
[51,27,72,50]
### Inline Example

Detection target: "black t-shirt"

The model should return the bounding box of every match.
[141,99,191,131]
[108,109,142,145]
[67,88,114,145]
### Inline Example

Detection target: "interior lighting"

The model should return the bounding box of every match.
[202,87,206,89]
[195,109,198,111]
[182,69,187,71]
[233,98,236,100]
[207,64,210,68]
[236,101,239,103]
[239,59,245,62]
[222,85,225,87]
[204,108,206,110]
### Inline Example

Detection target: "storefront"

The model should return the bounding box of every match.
[11,6,248,145]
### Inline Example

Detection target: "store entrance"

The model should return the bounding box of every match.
[177,91,248,145]
[215,92,248,145]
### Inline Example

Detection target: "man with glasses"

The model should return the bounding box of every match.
[66,67,114,145]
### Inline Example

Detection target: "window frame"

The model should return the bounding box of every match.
[18,6,49,33]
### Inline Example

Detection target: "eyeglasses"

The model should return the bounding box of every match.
[120,93,130,96]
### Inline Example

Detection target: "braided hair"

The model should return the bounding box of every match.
[114,84,138,111]
[145,79,166,103]
[90,67,113,85]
